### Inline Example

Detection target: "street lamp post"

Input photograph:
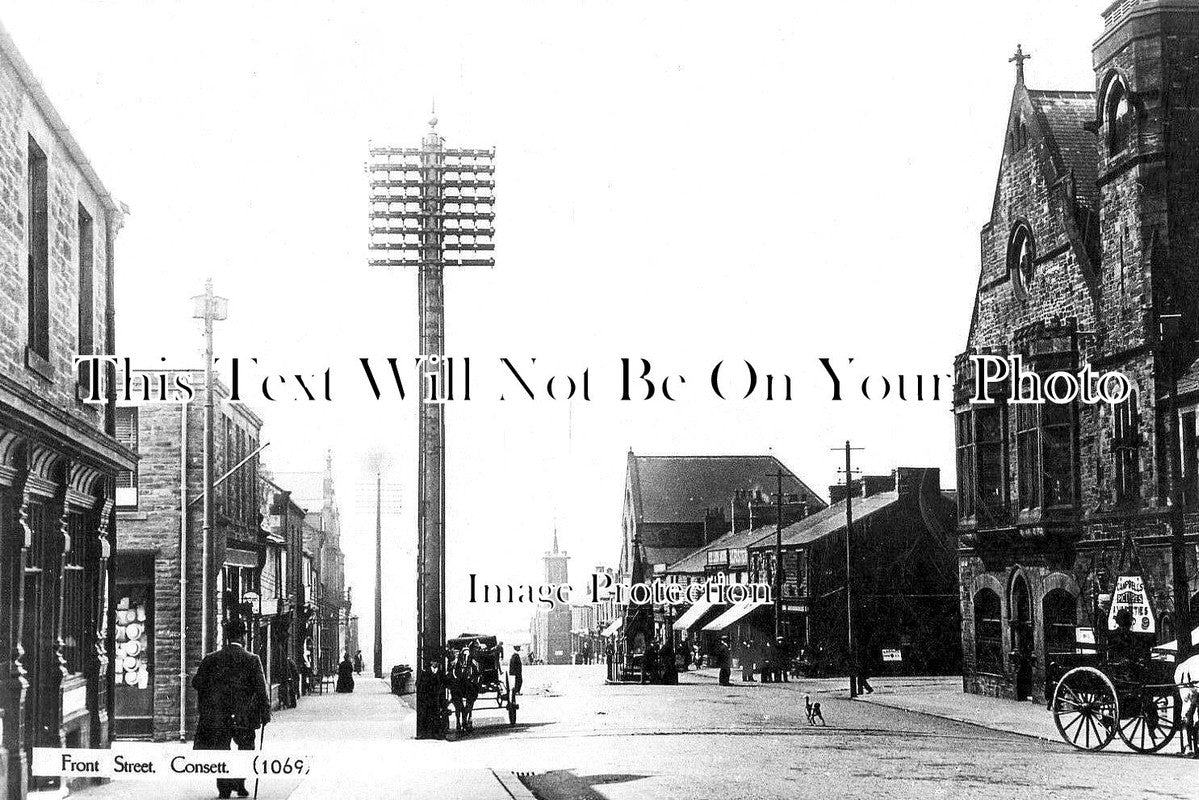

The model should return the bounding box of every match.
[192,279,227,655]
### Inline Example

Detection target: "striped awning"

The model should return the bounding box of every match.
[601,617,623,637]
[672,599,717,631]
[701,600,766,632]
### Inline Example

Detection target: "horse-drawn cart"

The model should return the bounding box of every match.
[446,633,519,731]
[1047,576,1198,754]
[1048,650,1184,753]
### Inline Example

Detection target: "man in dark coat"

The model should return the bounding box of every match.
[192,618,271,799]
[714,636,732,686]
[509,645,524,696]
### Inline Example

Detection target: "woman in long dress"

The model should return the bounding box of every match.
[336,653,355,693]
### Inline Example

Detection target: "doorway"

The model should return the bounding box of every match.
[1011,575,1033,700]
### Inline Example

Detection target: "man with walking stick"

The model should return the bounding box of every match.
[193,617,272,799]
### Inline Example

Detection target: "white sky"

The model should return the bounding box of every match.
[6,1,1102,666]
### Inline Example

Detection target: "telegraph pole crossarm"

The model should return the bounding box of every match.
[832,440,865,698]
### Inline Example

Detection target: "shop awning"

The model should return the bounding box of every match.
[672,599,716,631]
[600,617,623,637]
[1151,624,1199,655]
[702,600,767,632]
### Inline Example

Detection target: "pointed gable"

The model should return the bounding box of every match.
[968,75,1101,351]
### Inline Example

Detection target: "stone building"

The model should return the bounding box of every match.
[955,0,1199,703]
[745,468,960,677]
[112,384,264,740]
[0,21,135,800]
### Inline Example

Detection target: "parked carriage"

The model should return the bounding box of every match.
[1047,594,1198,753]
[446,633,519,728]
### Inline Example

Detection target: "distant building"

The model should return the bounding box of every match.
[530,531,573,664]
[614,451,825,658]
[745,468,960,676]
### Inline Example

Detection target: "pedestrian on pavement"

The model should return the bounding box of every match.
[281,655,299,708]
[761,638,775,683]
[353,650,364,675]
[692,643,702,669]
[642,639,660,684]
[775,637,789,683]
[509,645,524,695]
[336,652,355,693]
[192,618,271,800]
[858,666,874,695]
[740,639,756,682]
[715,636,732,686]
[662,639,679,685]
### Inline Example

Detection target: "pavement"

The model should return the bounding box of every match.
[57,666,1196,800]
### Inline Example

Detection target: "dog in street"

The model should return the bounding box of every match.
[804,693,825,726]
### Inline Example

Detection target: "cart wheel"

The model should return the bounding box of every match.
[1117,686,1180,754]
[1052,666,1117,751]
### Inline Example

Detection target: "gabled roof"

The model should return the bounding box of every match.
[667,520,784,574]
[1028,89,1098,211]
[746,491,899,549]
[645,546,699,570]
[631,455,826,524]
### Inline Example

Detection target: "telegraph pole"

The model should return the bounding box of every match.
[369,117,495,738]
[773,469,784,643]
[833,441,864,698]
[1159,312,1193,660]
[191,280,226,655]
[374,469,383,679]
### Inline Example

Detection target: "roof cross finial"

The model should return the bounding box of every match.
[1010,44,1031,84]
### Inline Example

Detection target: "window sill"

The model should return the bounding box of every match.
[25,347,53,381]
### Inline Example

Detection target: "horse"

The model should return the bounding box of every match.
[449,648,481,734]
[1175,651,1199,757]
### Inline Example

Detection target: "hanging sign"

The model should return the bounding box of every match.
[1107,575,1156,633]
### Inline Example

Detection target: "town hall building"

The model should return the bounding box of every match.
[955,0,1199,703]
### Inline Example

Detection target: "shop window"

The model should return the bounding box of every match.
[115,407,138,507]
[1112,391,1140,504]
[113,582,153,738]
[1043,589,1077,662]
[61,513,90,674]
[974,588,1003,674]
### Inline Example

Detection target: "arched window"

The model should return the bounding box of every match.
[1106,79,1132,154]
[974,588,1003,674]
[1043,589,1077,662]
[1008,224,1036,293]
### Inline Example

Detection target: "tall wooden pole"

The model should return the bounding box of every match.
[369,118,494,739]
[374,471,383,679]
[415,119,447,738]
[773,470,783,643]
[844,441,856,698]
